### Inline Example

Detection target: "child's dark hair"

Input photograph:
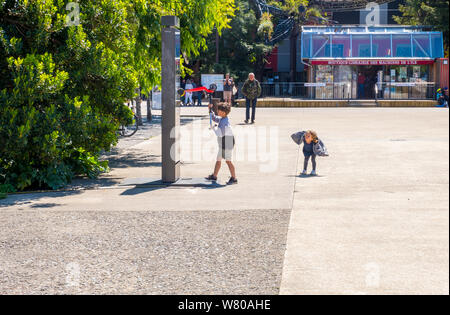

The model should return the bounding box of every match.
[217,102,231,115]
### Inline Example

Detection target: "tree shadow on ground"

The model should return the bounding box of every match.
[104,151,162,169]
[0,190,83,209]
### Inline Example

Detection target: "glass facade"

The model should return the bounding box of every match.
[302,27,444,59]
[302,26,444,100]
[311,64,435,100]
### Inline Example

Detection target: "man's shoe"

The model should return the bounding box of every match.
[244,120,249,124]
[251,120,255,124]
[226,177,238,185]
[310,170,317,176]
[301,170,307,176]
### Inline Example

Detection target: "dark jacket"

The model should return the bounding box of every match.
[291,131,329,157]
[242,79,261,100]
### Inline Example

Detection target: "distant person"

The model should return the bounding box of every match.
[205,103,238,185]
[223,73,234,105]
[242,73,261,124]
[436,88,443,101]
[181,79,186,105]
[195,81,204,106]
[358,72,365,99]
[185,79,194,106]
[291,130,329,176]
[437,87,449,107]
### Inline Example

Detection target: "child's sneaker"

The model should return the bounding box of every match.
[226,177,238,185]
[205,175,218,181]
[301,170,307,175]
[310,170,317,176]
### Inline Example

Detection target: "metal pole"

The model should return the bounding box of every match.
[161,16,181,183]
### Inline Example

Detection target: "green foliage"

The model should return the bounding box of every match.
[266,0,323,25]
[394,0,449,56]
[0,183,15,199]
[193,0,273,82]
[192,0,325,82]
[257,12,273,39]
[0,0,235,193]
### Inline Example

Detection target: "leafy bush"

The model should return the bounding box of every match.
[0,183,15,199]
[0,0,235,193]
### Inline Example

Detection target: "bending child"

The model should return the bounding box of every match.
[291,130,328,176]
[206,103,238,185]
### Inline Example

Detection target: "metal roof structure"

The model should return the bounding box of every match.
[253,0,399,45]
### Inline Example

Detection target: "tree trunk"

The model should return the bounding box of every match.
[147,91,152,122]
[135,89,143,126]
[215,29,220,64]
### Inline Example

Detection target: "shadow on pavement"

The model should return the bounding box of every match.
[120,181,226,196]
[287,174,326,178]
[105,152,162,169]
[0,190,83,209]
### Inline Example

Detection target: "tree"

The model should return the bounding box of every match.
[190,0,273,83]
[394,0,449,56]
[0,0,235,193]
[263,0,324,82]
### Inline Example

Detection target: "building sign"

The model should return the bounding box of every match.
[310,60,435,66]
[364,2,381,26]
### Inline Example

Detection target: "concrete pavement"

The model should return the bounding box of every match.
[281,108,449,295]
[0,107,448,294]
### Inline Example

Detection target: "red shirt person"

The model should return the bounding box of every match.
[358,73,366,98]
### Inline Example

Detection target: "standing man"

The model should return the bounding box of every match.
[358,72,365,99]
[223,73,234,105]
[242,73,261,124]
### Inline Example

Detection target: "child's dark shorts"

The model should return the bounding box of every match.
[217,136,235,161]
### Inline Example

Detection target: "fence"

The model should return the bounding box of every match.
[237,82,437,101]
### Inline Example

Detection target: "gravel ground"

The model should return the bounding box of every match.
[0,209,290,295]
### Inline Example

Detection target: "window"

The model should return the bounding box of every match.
[302,33,311,58]
[332,35,351,58]
[412,34,430,58]
[372,35,391,57]
[352,35,371,58]
[312,34,330,58]
[431,33,444,58]
[392,35,412,57]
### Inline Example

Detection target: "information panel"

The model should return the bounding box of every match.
[201,74,224,92]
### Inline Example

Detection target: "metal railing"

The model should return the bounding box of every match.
[237,82,437,100]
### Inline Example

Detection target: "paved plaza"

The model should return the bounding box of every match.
[0,107,448,294]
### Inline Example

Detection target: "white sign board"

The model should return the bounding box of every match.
[305,83,326,87]
[390,82,416,87]
[152,90,162,110]
[201,74,224,92]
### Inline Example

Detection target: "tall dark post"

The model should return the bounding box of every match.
[290,24,299,82]
[215,29,220,64]
[161,16,181,183]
